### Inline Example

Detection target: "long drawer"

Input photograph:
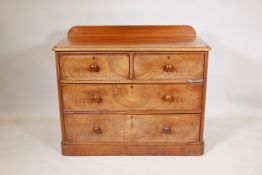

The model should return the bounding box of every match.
[64,114,201,143]
[61,84,203,112]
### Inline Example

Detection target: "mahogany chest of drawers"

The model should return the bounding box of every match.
[53,25,210,156]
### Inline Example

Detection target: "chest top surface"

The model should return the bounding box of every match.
[53,25,210,52]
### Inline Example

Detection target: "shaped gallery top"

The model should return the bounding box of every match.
[53,25,210,52]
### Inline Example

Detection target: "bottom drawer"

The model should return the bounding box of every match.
[64,114,201,143]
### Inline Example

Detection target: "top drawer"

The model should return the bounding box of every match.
[134,53,204,80]
[59,53,129,80]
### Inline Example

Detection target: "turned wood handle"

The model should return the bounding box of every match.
[162,94,174,102]
[90,95,102,103]
[93,127,102,134]
[89,63,100,72]
[163,64,175,72]
[163,126,172,134]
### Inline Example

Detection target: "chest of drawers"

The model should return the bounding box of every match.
[53,25,210,156]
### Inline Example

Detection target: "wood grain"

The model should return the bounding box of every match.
[64,114,200,143]
[134,53,204,80]
[53,25,210,156]
[64,114,125,143]
[61,84,203,112]
[53,26,210,52]
[125,114,200,143]
[68,25,196,44]
[62,142,204,156]
[55,52,66,142]
[60,53,129,80]
[200,52,209,142]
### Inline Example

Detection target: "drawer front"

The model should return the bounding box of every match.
[134,53,204,80]
[125,114,200,143]
[64,114,200,143]
[62,84,202,112]
[60,54,129,80]
[64,114,125,143]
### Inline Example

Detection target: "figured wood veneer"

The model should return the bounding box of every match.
[134,53,204,80]
[60,53,129,80]
[61,84,203,112]
[64,114,201,143]
[53,25,210,156]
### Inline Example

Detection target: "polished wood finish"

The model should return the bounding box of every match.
[64,114,200,143]
[125,114,200,143]
[53,25,210,156]
[62,143,204,156]
[134,53,204,80]
[67,25,196,44]
[53,38,210,52]
[53,26,210,52]
[55,52,66,142]
[65,114,201,144]
[60,53,129,80]
[64,114,125,143]
[61,84,203,112]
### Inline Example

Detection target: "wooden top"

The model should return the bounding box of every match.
[53,25,210,52]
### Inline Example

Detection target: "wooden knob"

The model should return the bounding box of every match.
[163,126,172,134]
[93,127,102,134]
[89,63,100,72]
[162,94,174,102]
[90,95,102,103]
[163,64,175,72]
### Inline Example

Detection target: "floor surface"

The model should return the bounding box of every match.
[0,116,261,175]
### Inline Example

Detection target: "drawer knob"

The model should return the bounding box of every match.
[163,126,172,134]
[163,64,175,72]
[93,127,102,134]
[162,94,174,102]
[89,63,100,72]
[90,95,103,103]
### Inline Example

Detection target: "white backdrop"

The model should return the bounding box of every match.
[0,0,262,118]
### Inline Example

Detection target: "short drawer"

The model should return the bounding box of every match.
[134,53,204,80]
[59,53,129,80]
[64,114,201,143]
[64,114,125,143]
[125,114,201,143]
[61,84,202,112]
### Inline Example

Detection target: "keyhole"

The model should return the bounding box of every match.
[130,85,134,93]
[130,116,134,127]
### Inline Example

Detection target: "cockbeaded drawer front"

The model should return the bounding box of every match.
[59,53,130,80]
[61,84,203,112]
[64,114,201,143]
[134,53,204,80]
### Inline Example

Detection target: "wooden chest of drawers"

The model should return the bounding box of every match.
[53,25,210,156]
